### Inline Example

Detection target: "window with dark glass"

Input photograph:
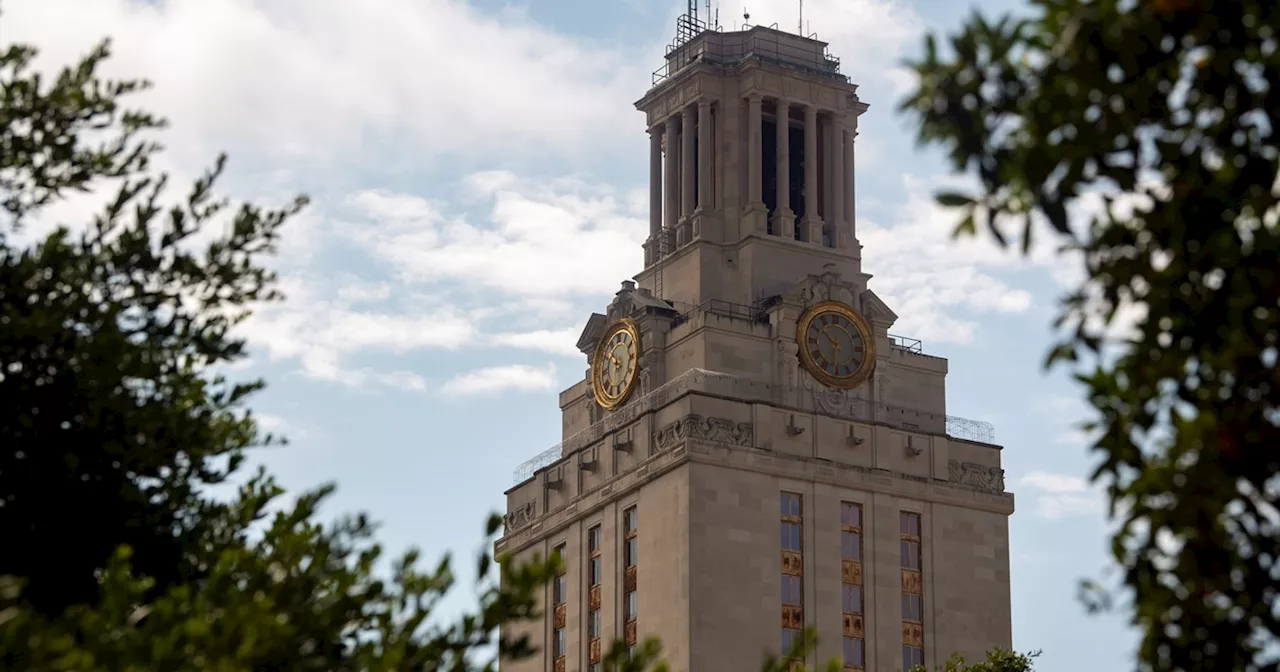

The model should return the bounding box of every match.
[840,502,865,669]
[622,506,638,654]
[780,492,804,659]
[842,584,863,613]
[903,645,924,670]
[900,512,924,670]
[781,574,803,605]
[843,636,865,668]
[588,525,602,586]
[903,593,923,622]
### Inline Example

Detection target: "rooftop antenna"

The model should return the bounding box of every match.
[743,7,750,29]
[798,0,803,35]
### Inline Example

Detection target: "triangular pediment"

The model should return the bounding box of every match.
[605,280,677,323]
[576,313,608,356]
[858,289,898,327]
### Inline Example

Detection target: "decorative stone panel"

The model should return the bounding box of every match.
[901,569,922,595]
[782,550,804,576]
[625,565,638,591]
[782,605,804,629]
[653,413,754,452]
[948,459,1006,493]
[842,613,865,638]
[841,560,863,585]
[625,620,638,645]
[903,622,924,646]
[589,585,602,610]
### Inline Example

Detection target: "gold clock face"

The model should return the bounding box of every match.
[796,301,875,389]
[591,319,641,410]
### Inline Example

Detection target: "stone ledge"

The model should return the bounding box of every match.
[685,440,1015,516]
[499,430,1013,556]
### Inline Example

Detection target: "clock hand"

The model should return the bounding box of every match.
[825,331,841,362]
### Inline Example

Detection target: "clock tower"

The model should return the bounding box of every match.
[498,12,1015,672]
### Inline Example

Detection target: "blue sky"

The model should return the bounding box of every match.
[11,0,1138,669]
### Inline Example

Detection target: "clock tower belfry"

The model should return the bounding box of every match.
[634,23,869,312]
[498,11,1015,672]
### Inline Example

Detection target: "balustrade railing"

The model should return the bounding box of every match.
[511,368,995,484]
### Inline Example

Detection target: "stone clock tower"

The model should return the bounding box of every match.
[497,16,1014,672]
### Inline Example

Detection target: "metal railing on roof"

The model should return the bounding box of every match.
[510,369,996,484]
[652,25,843,86]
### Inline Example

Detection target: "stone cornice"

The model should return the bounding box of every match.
[497,433,1013,557]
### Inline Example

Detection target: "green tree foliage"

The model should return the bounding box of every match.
[0,32,304,614]
[911,649,1040,672]
[900,0,1279,670]
[0,20,566,671]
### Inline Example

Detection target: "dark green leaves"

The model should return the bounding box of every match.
[900,0,1280,669]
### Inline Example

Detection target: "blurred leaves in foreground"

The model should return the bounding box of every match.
[901,0,1280,670]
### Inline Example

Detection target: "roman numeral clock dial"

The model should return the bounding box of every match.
[795,301,876,389]
[592,319,642,410]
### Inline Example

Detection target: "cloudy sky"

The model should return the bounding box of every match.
[8,0,1137,669]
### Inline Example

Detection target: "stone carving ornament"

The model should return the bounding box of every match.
[504,501,537,531]
[948,460,1006,493]
[653,414,754,453]
[777,339,799,389]
[801,271,856,307]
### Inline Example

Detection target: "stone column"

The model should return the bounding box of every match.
[773,99,795,239]
[695,101,713,240]
[646,125,663,265]
[843,124,857,250]
[680,107,696,215]
[664,115,680,247]
[801,104,823,243]
[743,94,767,234]
[829,117,845,249]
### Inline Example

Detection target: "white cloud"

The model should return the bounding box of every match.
[859,174,1052,344]
[236,275,474,389]
[489,328,584,358]
[1018,470,1106,520]
[715,0,922,88]
[346,173,648,298]
[441,363,558,396]
[2,0,648,167]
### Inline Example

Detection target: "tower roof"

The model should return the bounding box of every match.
[652,25,845,89]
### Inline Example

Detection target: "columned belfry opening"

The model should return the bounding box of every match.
[635,17,868,306]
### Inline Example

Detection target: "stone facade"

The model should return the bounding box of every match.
[498,22,1014,672]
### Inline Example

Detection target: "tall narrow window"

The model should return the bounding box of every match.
[840,502,865,670]
[622,507,639,658]
[552,543,567,672]
[780,492,804,658]
[586,525,603,670]
[901,512,924,671]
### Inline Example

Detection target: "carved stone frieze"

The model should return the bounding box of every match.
[948,459,1006,493]
[795,269,858,307]
[504,501,537,531]
[652,413,754,453]
[803,373,869,417]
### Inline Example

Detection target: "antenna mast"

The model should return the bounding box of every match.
[798,0,803,34]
